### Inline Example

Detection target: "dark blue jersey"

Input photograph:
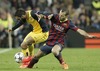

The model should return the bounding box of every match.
[46,14,78,46]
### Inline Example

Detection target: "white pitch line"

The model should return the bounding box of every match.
[0,48,12,54]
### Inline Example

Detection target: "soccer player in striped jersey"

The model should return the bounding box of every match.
[23,9,96,69]
[9,8,49,68]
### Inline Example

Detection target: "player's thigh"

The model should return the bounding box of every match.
[35,49,46,58]
[23,32,49,44]
[40,45,52,54]
[23,32,35,44]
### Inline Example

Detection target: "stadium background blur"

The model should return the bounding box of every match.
[0,0,100,48]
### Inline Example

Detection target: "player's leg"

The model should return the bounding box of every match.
[26,31,49,56]
[27,31,49,56]
[21,48,29,56]
[21,32,35,56]
[27,49,45,68]
[20,32,36,68]
[27,45,52,68]
[21,43,34,63]
[51,44,64,63]
[27,44,34,56]
[20,32,49,68]
[51,44,68,69]
[21,31,48,59]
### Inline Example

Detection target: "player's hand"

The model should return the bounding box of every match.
[8,29,12,32]
[48,14,53,19]
[36,14,45,19]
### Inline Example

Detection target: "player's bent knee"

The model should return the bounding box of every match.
[52,49,58,55]
[21,42,27,50]
[52,48,61,56]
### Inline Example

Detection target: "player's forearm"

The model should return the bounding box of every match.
[38,12,51,17]
[12,21,23,31]
[77,29,90,37]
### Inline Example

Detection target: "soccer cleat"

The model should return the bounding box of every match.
[61,62,69,69]
[20,56,33,68]
[22,56,32,63]
[20,62,29,68]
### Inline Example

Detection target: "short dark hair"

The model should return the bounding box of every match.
[61,8,69,16]
[15,8,26,17]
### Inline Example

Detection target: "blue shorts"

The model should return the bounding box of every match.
[40,44,63,54]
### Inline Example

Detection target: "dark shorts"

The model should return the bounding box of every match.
[40,44,63,54]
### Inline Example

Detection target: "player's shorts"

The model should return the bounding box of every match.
[23,31,49,44]
[40,43,63,54]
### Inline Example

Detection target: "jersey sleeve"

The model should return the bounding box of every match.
[31,10,38,21]
[69,20,78,31]
[12,19,26,31]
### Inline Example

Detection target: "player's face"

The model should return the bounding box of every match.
[59,10,67,22]
[15,15,26,20]
[15,16,22,20]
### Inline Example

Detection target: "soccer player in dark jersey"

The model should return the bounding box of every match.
[21,9,96,69]
[8,8,49,68]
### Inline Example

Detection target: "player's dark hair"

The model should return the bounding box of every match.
[61,8,69,16]
[15,8,26,17]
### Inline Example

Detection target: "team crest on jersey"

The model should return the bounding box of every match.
[53,24,64,32]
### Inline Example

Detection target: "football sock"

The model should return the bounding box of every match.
[27,56,39,68]
[22,48,29,56]
[54,53,65,64]
[28,44,34,56]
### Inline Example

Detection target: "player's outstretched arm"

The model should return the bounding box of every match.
[35,12,53,20]
[77,29,97,38]
[8,20,24,33]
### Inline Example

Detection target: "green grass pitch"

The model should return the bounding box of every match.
[0,48,100,71]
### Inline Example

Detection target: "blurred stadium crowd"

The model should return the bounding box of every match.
[0,0,100,47]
